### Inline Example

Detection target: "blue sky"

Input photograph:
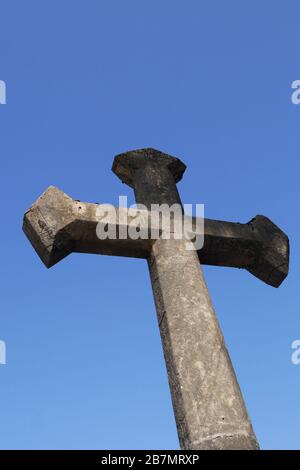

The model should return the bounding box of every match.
[0,0,299,450]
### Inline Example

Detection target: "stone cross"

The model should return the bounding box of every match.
[23,148,289,450]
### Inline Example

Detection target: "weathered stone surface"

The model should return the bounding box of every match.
[112,147,186,189]
[23,186,152,267]
[23,187,289,287]
[246,215,289,288]
[113,148,260,450]
[23,186,75,267]
[200,216,289,288]
[23,147,289,450]
[148,238,259,450]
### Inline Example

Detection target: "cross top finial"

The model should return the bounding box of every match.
[112,147,186,187]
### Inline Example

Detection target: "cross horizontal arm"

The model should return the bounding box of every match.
[22,186,151,266]
[23,186,289,287]
[200,216,289,287]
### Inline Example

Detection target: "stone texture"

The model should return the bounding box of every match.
[200,216,289,287]
[23,186,289,287]
[23,186,75,267]
[23,148,289,450]
[112,147,186,188]
[148,238,259,450]
[22,186,152,267]
[113,148,260,450]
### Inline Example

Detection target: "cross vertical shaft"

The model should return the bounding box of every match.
[149,240,258,449]
[113,148,259,450]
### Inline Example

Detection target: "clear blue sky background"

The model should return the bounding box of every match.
[0,0,299,450]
